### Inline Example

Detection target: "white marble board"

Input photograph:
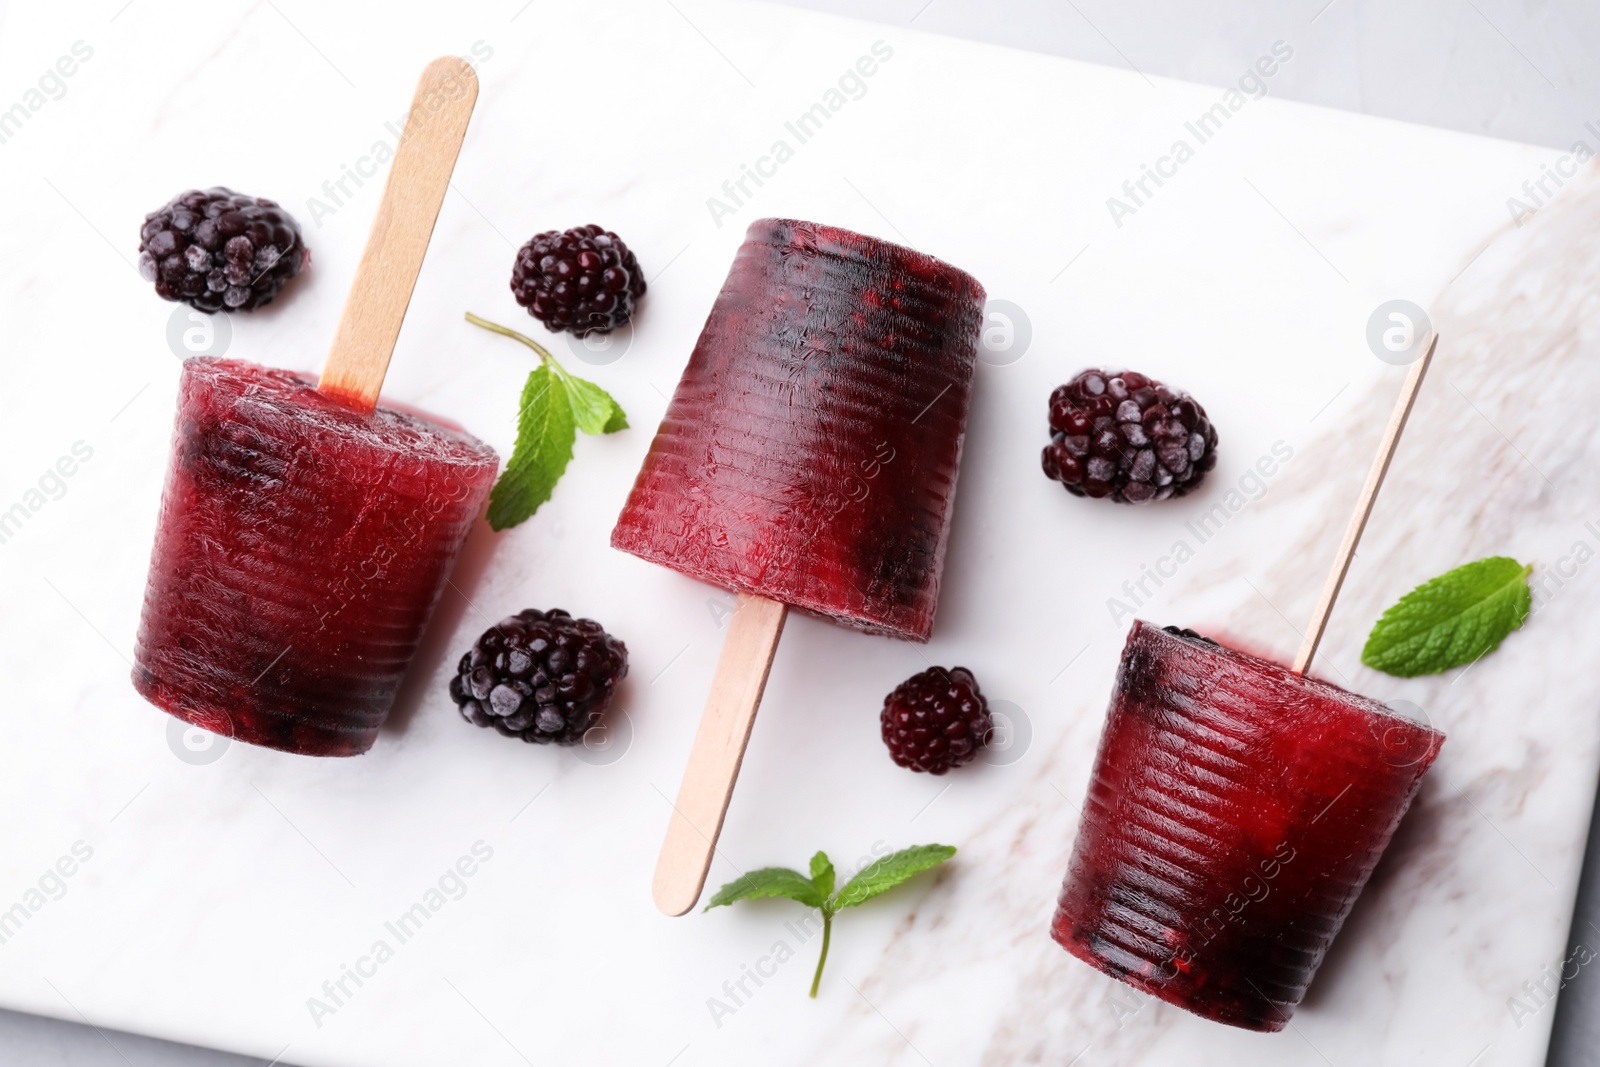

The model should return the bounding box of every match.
[0,1,1594,1065]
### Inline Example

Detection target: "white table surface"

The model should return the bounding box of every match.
[2,1,1598,1065]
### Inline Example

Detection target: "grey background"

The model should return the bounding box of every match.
[2,0,1597,1063]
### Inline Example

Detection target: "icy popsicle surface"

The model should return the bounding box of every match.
[611,218,985,641]
[133,358,498,756]
[1052,621,1444,1031]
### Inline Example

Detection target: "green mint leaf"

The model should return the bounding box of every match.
[702,845,958,998]
[464,313,630,532]
[485,364,576,531]
[809,851,835,904]
[1361,556,1533,677]
[830,844,956,911]
[562,373,629,435]
[704,867,824,911]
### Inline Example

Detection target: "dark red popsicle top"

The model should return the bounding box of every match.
[611,219,986,641]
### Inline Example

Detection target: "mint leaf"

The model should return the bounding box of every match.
[702,843,956,998]
[486,364,575,530]
[467,312,630,531]
[809,851,835,903]
[563,373,629,435]
[1361,556,1532,677]
[703,867,823,910]
[830,844,956,911]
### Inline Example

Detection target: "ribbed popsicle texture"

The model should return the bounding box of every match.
[133,358,498,756]
[1052,621,1444,1031]
[611,218,985,641]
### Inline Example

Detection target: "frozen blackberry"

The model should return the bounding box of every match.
[449,608,628,745]
[1041,368,1218,504]
[138,187,306,313]
[880,666,993,775]
[511,224,646,336]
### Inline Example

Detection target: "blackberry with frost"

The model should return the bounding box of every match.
[880,667,993,774]
[450,608,628,745]
[138,187,307,312]
[511,224,646,336]
[1041,368,1218,504]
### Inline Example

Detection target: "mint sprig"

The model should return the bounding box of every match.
[466,313,628,530]
[705,844,956,997]
[1361,556,1532,677]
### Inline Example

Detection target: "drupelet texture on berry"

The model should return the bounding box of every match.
[449,608,628,745]
[880,666,993,774]
[511,224,646,336]
[138,187,306,313]
[1041,369,1218,504]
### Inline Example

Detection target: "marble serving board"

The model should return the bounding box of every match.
[0,1,1594,1065]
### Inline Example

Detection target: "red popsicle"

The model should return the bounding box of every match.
[1052,622,1443,1029]
[614,219,985,912]
[1051,335,1444,1029]
[613,218,983,640]
[131,57,486,756]
[134,359,496,755]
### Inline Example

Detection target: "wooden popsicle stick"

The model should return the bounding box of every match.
[1293,332,1439,674]
[653,594,789,916]
[318,57,479,409]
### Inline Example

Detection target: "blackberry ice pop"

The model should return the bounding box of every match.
[613,219,985,912]
[134,360,496,755]
[613,219,983,641]
[1053,623,1443,1029]
[1052,336,1444,1029]
[132,58,487,756]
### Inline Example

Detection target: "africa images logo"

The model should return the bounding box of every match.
[705,41,895,228]
[1105,41,1294,228]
